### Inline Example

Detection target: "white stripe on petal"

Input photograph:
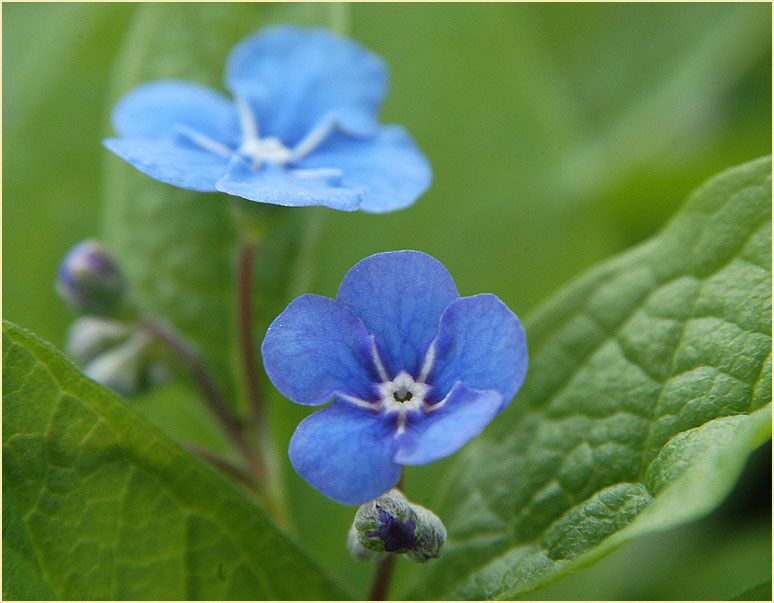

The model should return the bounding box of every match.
[418,341,436,383]
[175,125,233,158]
[338,393,381,411]
[370,338,390,382]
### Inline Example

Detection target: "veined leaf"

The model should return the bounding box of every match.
[406,156,771,599]
[2,321,347,600]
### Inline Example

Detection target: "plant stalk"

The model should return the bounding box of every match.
[142,317,265,485]
[183,442,255,488]
[234,237,292,529]
[237,241,266,432]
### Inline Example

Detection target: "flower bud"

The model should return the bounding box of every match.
[66,317,134,366]
[347,524,387,563]
[350,489,446,562]
[56,240,126,315]
[82,332,154,397]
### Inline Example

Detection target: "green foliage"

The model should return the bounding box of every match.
[3,3,772,600]
[531,516,772,600]
[2,321,346,600]
[3,3,136,346]
[404,157,772,599]
[732,581,772,601]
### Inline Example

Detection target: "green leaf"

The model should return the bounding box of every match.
[406,156,772,600]
[529,509,772,599]
[2,321,347,600]
[731,581,772,601]
[100,3,337,408]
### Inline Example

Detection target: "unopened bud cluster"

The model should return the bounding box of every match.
[66,318,169,397]
[57,240,169,397]
[348,489,446,563]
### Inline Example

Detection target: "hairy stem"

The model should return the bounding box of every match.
[368,473,405,600]
[142,317,265,484]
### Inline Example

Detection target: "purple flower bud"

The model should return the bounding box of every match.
[350,489,446,562]
[56,240,126,315]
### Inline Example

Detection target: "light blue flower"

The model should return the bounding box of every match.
[262,251,528,504]
[104,26,431,213]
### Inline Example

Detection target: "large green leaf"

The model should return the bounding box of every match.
[731,581,772,601]
[2,321,347,600]
[405,156,772,599]
[530,517,772,600]
[100,3,338,407]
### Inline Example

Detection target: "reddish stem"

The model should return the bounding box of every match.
[368,555,397,601]
[237,241,266,431]
[143,317,264,483]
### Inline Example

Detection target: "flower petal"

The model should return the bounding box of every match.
[428,294,528,407]
[336,251,459,378]
[395,382,502,465]
[261,294,378,406]
[103,138,228,191]
[111,80,240,144]
[216,160,363,210]
[289,402,400,505]
[225,25,386,144]
[298,126,432,213]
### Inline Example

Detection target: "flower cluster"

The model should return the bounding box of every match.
[87,22,529,558]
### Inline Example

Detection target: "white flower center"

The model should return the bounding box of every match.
[336,343,448,436]
[175,98,339,179]
[236,98,335,172]
[239,135,292,166]
[378,372,428,416]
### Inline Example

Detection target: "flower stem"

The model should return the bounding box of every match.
[234,238,292,529]
[368,473,405,601]
[183,441,254,488]
[142,317,265,484]
[368,554,396,601]
[236,241,265,429]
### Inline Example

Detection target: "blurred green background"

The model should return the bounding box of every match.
[4,2,771,599]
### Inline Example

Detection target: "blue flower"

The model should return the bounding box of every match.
[103,26,431,213]
[262,251,528,504]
